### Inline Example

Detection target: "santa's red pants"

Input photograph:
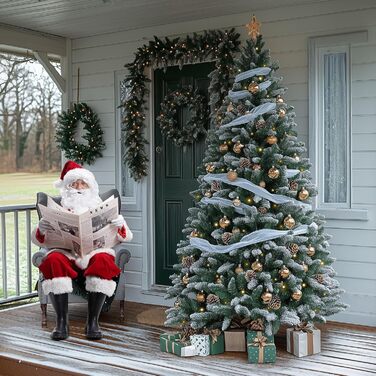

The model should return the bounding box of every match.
[39,251,121,297]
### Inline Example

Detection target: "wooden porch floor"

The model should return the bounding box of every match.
[0,302,375,376]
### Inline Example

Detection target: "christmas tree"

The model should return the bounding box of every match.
[165,16,347,337]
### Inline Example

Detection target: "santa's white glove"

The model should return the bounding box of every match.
[38,219,54,235]
[111,214,126,228]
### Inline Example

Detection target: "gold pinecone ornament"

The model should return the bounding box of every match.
[182,255,195,268]
[239,157,251,169]
[222,232,232,244]
[211,181,221,191]
[268,295,281,310]
[289,243,299,256]
[206,294,220,304]
[245,269,256,282]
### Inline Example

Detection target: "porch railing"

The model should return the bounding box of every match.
[0,204,38,304]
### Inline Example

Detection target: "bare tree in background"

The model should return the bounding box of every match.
[0,53,61,172]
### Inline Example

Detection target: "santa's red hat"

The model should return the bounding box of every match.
[54,160,98,194]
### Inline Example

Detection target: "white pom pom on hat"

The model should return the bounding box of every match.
[54,160,99,195]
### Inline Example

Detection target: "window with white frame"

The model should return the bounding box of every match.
[318,45,350,207]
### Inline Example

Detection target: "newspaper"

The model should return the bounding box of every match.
[38,195,119,258]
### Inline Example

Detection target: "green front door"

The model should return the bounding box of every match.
[154,62,215,286]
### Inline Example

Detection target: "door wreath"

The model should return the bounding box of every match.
[157,87,209,146]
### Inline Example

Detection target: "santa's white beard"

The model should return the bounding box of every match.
[61,187,102,214]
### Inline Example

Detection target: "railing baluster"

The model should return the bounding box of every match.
[26,210,32,293]
[14,211,20,297]
[0,204,36,304]
[1,212,7,300]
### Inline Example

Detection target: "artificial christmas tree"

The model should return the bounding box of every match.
[165,15,347,339]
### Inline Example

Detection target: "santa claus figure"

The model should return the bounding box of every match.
[31,160,133,341]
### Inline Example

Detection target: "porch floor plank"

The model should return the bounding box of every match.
[0,302,375,376]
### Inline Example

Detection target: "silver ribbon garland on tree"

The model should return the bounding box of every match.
[220,102,276,129]
[190,225,308,254]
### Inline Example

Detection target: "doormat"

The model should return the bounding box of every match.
[136,307,166,327]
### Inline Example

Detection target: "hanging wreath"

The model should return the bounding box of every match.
[122,29,240,181]
[56,102,105,165]
[157,87,209,146]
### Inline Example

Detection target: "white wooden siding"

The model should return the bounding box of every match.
[71,0,376,325]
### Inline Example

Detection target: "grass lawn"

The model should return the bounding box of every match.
[0,172,60,301]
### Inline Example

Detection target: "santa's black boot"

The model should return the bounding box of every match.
[86,292,106,340]
[49,293,69,340]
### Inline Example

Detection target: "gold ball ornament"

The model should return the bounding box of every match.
[190,229,199,237]
[251,259,263,272]
[233,197,241,207]
[219,143,229,153]
[206,163,215,173]
[307,245,316,257]
[259,180,266,188]
[227,169,238,181]
[196,290,206,303]
[235,264,244,274]
[268,166,280,179]
[279,108,286,118]
[292,289,303,301]
[279,265,290,279]
[298,187,309,200]
[182,273,190,285]
[219,216,231,228]
[284,214,296,229]
[261,290,273,304]
[204,190,212,198]
[248,82,259,94]
[276,95,284,103]
[233,141,244,154]
[266,135,278,145]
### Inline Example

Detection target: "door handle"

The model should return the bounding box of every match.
[155,145,162,154]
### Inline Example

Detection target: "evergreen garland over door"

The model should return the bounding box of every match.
[154,62,215,285]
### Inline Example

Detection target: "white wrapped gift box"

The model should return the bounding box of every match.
[286,327,321,357]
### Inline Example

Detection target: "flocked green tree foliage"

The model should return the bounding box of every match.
[165,33,347,336]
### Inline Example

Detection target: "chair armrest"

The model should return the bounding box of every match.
[113,243,131,270]
[32,248,48,267]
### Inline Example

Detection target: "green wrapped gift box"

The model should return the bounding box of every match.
[160,333,196,357]
[209,332,224,355]
[246,330,276,364]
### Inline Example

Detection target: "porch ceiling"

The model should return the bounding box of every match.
[0,0,330,39]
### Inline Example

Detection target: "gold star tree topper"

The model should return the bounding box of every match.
[246,15,261,41]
